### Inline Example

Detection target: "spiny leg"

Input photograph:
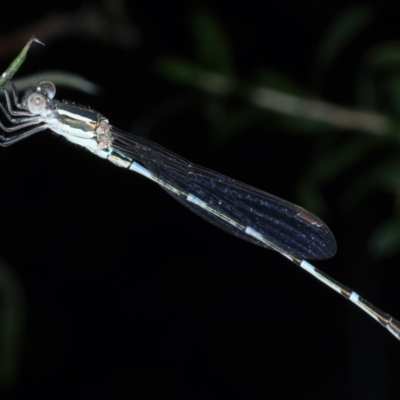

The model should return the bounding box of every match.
[2,87,34,117]
[8,82,33,114]
[0,98,44,141]
[0,115,43,132]
[10,82,23,110]
[0,124,48,147]
[0,101,41,124]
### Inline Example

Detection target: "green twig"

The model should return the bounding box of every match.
[0,36,44,87]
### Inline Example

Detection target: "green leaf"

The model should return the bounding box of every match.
[373,159,400,191]
[154,56,202,85]
[383,73,400,116]
[0,36,43,87]
[191,9,235,76]
[341,155,400,208]
[254,68,304,96]
[13,71,101,95]
[370,215,400,258]
[314,5,373,73]
[364,43,400,69]
[309,136,379,182]
[155,56,234,95]
[273,114,330,134]
[209,106,268,144]
[357,43,400,109]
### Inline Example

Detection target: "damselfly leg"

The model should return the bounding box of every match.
[0,85,47,146]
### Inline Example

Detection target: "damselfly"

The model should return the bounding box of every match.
[1,79,399,340]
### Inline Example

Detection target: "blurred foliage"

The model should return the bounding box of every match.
[313,4,373,82]
[191,9,235,78]
[358,43,400,111]
[153,5,400,259]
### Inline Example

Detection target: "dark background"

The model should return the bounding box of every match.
[0,1,400,399]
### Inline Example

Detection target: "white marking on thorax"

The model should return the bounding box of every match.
[47,116,96,139]
[57,108,94,123]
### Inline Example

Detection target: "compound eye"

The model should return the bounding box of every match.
[38,80,56,99]
[26,92,47,114]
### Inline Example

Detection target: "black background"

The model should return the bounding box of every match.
[0,1,399,399]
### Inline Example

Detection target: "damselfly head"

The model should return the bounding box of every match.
[19,81,55,116]
[22,90,46,115]
[37,81,56,100]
